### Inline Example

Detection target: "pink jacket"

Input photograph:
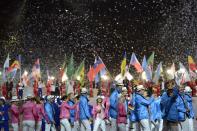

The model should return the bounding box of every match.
[60,101,76,119]
[103,97,110,118]
[10,104,19,124]
[117,102,127,124]
[36,104,45,121]
[21,101,36,121]
[92,105,105,119]
[74,103,80,121]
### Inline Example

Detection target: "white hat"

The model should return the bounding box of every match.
[136,85,145,91]
[184,86,192,93]
[11,96,19,102]
[81,88,88,94]
[0,96,5,100]
[97,96,103,100]
[122,87,127,92]
[116,83,124,87]
[47,95,53,100]
[74,94,79,98]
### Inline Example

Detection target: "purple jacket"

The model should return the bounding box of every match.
[10,104,19,124]
[36,104,45,121]
[117,102,127,124]
[60,101,76,119]
[21,101,36,121]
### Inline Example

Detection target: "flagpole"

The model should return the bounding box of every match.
[19,55,22,82]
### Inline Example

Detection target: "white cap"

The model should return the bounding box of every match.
[122,87,127,92]
[97,96,103,100]
[184,86,192,93]
[81,88,88,94]
[136,85,145,91]
[0,96,5,100]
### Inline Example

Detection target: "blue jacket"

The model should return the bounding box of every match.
[135,93,154,120]
[161,87,179,122]
[0,104,10,121]
[176,94,187,121]
[68,100,75,125]
[185,93,195,119]
[129,93,138,122]
[150,97,162,122]
[52,102,60,126]
[79,95,91,120]
[44,102,55,122]
[109,89,119,119]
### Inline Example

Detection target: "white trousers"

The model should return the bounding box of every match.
[188,119,194,131]
[178,118,194,131]
[118,123,126,131]
[22,120,35,131]
[93,118,106,131]
[45,123,56,131]
[12,123,19,131]
[126,119,130,131]
[36,121,42,131]
[72,121,80,131]
[110,118,117,131]
[150,119,163,131]
[140,119,151,131]
[80,119,91,131]
[60,118,72,131]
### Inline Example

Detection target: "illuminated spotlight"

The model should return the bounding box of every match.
[24,70,28,76]
[142,71,147,81]
[77,76,81,81]
[51,76,55,80]
[179,68,186,73]
[101,75,109,81]
[62,74,68,82]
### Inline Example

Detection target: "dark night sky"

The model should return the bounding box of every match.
[0,0,196,75]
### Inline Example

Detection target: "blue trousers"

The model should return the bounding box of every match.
[0,120,9,131]
[19,89,23,99]
[38,88,42,98]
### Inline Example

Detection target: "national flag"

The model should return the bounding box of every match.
[87,66,95,82]
[7,60,20,73]
[9,68,17,81]
[2,54,10,82]
[94,57,106,76]
[60,54,67,79]
[130,53,143,73]
[141,55,152,81]
[188,55,197,71]
[145,66,152,81]
[75,60,85,86]
[179,62,191,84]
[121,52,127,76]
[189,69,197,79]
[142,55,147,71]
[153,62,162,83]
[67,53,75,79]
[166,63,176,80]
[32,59,41,80]
[147,52,155,66]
